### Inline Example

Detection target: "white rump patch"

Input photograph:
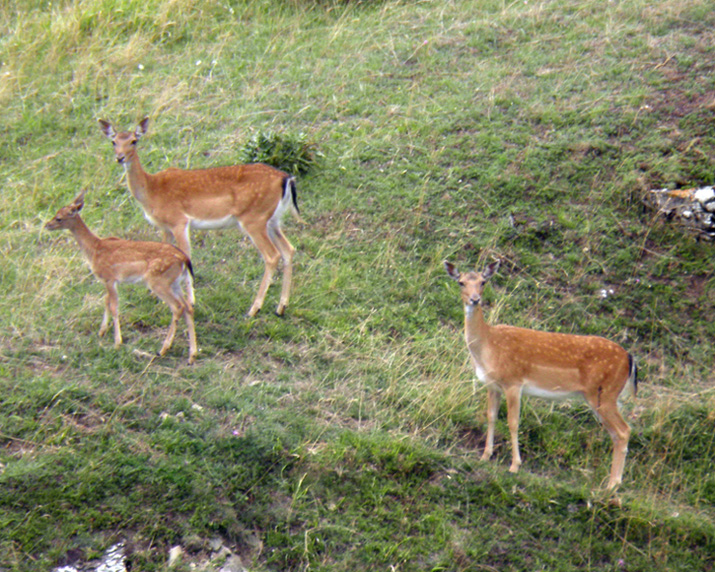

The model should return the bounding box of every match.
[269,183,292,227]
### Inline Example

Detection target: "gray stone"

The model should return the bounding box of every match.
[219,554,246,572]
[168,545,183,567]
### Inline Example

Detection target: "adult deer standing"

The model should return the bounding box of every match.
[45,191,198,364]
[98,117,301,317]
[444,260,637,489]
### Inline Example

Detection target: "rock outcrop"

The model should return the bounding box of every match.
[647,186,715,241]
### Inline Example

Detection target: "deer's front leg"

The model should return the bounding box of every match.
[505,385,523,473]
[482,385,500,461]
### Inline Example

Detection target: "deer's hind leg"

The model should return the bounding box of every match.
[584,384,631,489]
[146,266,188,361]
[175,270,197,364]
[242,219,281,317]
[267,221,295,316]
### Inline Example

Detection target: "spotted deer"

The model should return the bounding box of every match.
[46,191,198,364]
[445,259,637,489]
[99,117,301,316]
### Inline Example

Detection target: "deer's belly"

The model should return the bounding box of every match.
[140,209,238,231]
[522,380,578,400]
[189,215,238,230]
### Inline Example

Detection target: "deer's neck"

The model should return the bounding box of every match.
[123,153,151,204]
[68,217,102,262]
[464,303,490,357]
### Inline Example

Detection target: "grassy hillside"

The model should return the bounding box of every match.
[1,0,714,570]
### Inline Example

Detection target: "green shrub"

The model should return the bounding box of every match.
[239,130,322,176]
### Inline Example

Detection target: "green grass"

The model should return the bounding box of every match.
[1,0,715,570]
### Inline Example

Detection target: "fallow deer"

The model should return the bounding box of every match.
[98,117,301,316]
[45,191,198,364]
[445,259,637,489]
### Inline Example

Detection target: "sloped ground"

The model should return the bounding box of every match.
[1,1,714,570]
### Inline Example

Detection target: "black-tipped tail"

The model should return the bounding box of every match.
[283,176,300,214]
[628,353,638,397]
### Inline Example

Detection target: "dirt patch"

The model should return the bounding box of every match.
[456,426,487,452]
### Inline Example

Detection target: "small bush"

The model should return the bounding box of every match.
[239,130,321,176]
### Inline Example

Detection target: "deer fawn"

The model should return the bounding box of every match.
[98,117,301,317]
[444,260,637,489]
[45,191,198,364]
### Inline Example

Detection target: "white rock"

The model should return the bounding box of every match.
[96,543,127,572]
[168,545,183,567]
[213,546,232,561]
[693,186,715,205]
[219,555,246,572]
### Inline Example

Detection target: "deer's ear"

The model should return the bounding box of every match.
[482,260,501,281]
[98,119,115,139]
[136,117,150,138]
[70,190,86,213]
[444,261,461,281]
